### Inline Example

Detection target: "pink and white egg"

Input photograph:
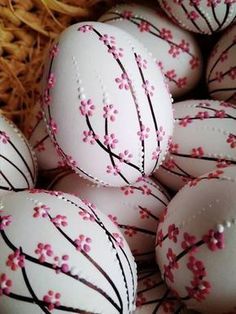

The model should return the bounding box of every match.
[49,172,170,263]
[99,3,202,98]
[41,21,173,187]
[0,190,137,314]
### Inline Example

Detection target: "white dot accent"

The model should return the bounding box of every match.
[225,221,231,228]
[217,224,224,233]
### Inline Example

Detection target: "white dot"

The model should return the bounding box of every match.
[217,224,224,233]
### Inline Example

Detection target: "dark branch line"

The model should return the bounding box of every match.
[209,86,236,95]
[33,134,50,149]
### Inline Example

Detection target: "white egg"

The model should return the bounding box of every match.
[41,21,173,187]
[0,190,137,313]
[49,171,170,264]
[0,115,37,195]
[206,24,236,104]
[155,166,236,313]
[25,102,66,172]
[153,99,236,191]
[158,0,236,35]
[99,3,202,98]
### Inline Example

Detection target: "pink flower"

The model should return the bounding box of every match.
[121,10,133,19]
[6,250,25,271]
[140,184,151,195]
[78,24,93,32]
[79,211,95,222]
[99,34,115,45]
[139,208,150,219]
[108,46,124,59]
[156,126,166,141]
[35,243,53,263]
[179,39,190,52]
[162,301,175,313]
[229,67,236,80]
[166,248,178,269]
[217,159,231,168]
[142,80,155,97]
[79,99,95,116]
[0,274,12,295]
[33,205,50,218]
[137,124,150,141]
[176,77,187,88]
[187,256,206,278]
[135,54,147,69]
[168,45,180,58]
[203,229,224,251]
[207,169,223,179]
[164,264,174,283]
[47,73,56,88]
[53,255,69,274]
[124,227,137,237]
[157,60,164,70]
[169,142,179,153]
[164,158,175,169]
[190,0,201,5]
[181,232,196,251]
[179,115,192,127]
[0,131,10,144]
[190,56,200,69]
[104,133,118,149]
[168,224,179,243]
[215,71,224,82]
[195,111,209,119]
[136,293,146,307]
[112,233,124,247]
[191,146,204,157]
[143,278,156,289]
[83,130,99,145]
[103,104,118,122]
[152,148,161,160]
[165,69,176,80]
[74,235,92,253]
[106,165,120,176]
[121,186,134,195]
[49,43,59,58]
[227,133,236,148]
[138,21,150,32]
[187,10,199,20]
[51,215,68,227]
[65,155,77,167]
[207,0,221,6]
[220,52,228,62]
[189,178,201,187]
[119,150,133,163]
[0,215,12,230]
[108,214,118,225]
[43,290,61,310]
[186,278,211,301]
[35,141,45,152]
[160,28,173,40]
[215,109,226,118]
[115,73,130,90]
[156,229,164,247]
[49,119,58,135]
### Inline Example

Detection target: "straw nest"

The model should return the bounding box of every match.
[0,0,114,126]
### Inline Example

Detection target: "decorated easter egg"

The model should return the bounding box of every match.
[155,166,236,313]
[49,171,170,264]
[0,190,137,313]
[135,266,184,313]
[206,24,236,104]
[158,0,236,35]
[99,4,202,98]
[25,102,66,172]
[153,99,236,191]
[41,21,173,187]
[0,114,37,195]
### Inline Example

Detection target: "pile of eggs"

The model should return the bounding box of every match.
[0,1,236,313]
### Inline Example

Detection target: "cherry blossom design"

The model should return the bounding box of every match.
[33,204,50,218]
[0,215,12,230]
[51,215,68,227]
[181,232,197,251]
[53,255,69,274]
[208,168,224,179]
[215,71,224,82]
[169,142,179,153]
[227,134,236,148]
[186,278,211,301]
[139,208,150,219]
[83,130,99,145]
[99,34,115,46]
[78,210,95,222]
[140,184,151,195]
[160,28,173,40]
[168,224,179,243]
[143,277,157,289]
[48,73,56,89]
[164,158,176,169]
[74,235,92,253]
[176,77,187,88]
[6,250,25,271]
[78,24,93,32]
[190,56,200,69]
[187,256,206,278]
[138,21,150,32]
[121,186,134,195]
[65,155,77,167]
[121,10,133,19]
[104,133,118,149]
[35,141,45,152]
[152,148,161,160]
[157,126,166,141]
[166,69,176,80]
[157,60,164,71]
[119,150,133,163]
[168,45,180,58]
[190,0,201,5]
[203,229,224,251]
[189,178,201,187]
[191,146,204,158]
[112,233,124,248]
[43,290,61,310]
[124,228,137,237]
[108,214,118,226]
[108,46,124,59]
[167,248,179,269]
[49,43,59,58]
[35,243,54,263]
[229,67,236,80]
[137,125,150,141]
[156,229,164,247]
[0,274,12,295]
[217,159,231,168]
[195,111,209,119]
[115,73,130,90]
[48,119,58,135]
[135,54,147,69]
[142,80,155,97]
[207,0,221,6]
[136,293,146,307]
[103,104,118,122]
[179,39,190,52]
[79,99,95,116]
[0,131,10,144]
[106,165,120,176]
[187,11,199,20]
[162,300,175,313]
[179,116,192,127]
[164,264,174,283]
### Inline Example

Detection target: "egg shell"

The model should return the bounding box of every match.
[99,3,202,98]
[135,267,184,313]
[0,190,137,313]
[206,24,236,104]
[158,0,236,35]
[49,171,170,263]
[25,102,65,172]
[41,21,173,187]
[155,166,236,313]
[153,99,236,191]
[0,115,37,195]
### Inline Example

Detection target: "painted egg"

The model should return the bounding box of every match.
[135,266,184,313]
[0,114,37,195]
[206,24,236,104]
[41,21,173,187]
[153,99,236,191]
[25,102,66,172]
[99,3,202,98]
[158,0,236,35]
[0,190,137,314]
[49,171,170,264]
[155,166,236,313]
